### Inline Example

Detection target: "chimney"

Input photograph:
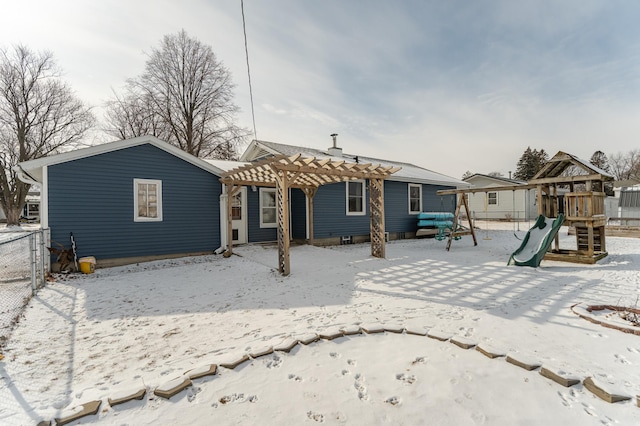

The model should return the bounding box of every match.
[328,133,342,157]
[509,171,512,179]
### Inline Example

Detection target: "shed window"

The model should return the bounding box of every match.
[346,180,366,215]
[134,179,162,222]
[408,184,422,214]
[260,188,277,228]
[488,192,497,205]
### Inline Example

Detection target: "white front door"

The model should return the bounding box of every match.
[231,187,247,244]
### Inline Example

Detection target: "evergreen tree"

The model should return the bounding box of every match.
[513,147,548,181]
[590,150,614,195]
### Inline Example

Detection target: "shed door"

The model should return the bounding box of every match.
[231,188,247,244]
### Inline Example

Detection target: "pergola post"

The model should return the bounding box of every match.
[302,187,317,245]
[275,170,291,275]
[369,178,386,258]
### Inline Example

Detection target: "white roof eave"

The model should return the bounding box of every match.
[387,175,470,188]
[15,136,227,183]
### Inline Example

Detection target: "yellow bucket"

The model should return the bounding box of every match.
[79,256,96,274]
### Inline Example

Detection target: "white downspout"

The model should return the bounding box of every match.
[14,165,47,229]
[217,186,228,254]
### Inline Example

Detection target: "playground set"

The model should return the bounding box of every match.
[434,151,613,267]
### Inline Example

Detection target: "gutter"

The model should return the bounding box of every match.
[13,165,40,185]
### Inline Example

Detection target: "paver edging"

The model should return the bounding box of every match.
[571,303,640,336]
[39,321,640,424]
[54,400,101,426]
[583,377,632,403]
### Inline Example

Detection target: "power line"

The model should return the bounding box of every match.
[241,0,258,141]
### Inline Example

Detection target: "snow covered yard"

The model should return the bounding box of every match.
[1,224,640,425]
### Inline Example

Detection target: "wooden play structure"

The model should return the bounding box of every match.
[528,151,612,264]
[438,151,613,264]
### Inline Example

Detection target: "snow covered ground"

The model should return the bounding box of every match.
[1,222,640,425]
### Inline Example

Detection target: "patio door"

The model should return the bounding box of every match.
[231,187,247,244]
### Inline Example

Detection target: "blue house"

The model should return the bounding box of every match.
[237,139,467,245]
[15,135,467,269]
[15,136,226,267]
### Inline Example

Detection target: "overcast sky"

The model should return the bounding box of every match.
[2,0,640,178]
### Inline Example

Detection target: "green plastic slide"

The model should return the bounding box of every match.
[508,214,565,267]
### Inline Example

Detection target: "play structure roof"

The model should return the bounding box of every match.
[530,151,614,183]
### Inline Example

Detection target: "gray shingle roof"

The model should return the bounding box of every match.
[244,140,468,188]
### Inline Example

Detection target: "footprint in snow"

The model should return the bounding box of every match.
[307,411,325,422]
[385,396,400,406]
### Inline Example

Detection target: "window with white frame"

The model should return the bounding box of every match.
[408,184,422,214]
[346,180,366,215]
[134,178,162,221]
[260,187,277,228]
[488,192,497,205]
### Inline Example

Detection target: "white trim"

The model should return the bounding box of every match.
[346,180,366,216]
[240,140,281,162]
[259,187,277,228]
[17,136,226,182]
[220,191,228,249]
[134,178,163,222]
[41,165,48,229]
[305,195,310,240]
[231,187,248,243]
[408,183,422,214]
[488,191,498,205]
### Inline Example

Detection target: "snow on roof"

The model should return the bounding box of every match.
[245,140,468,188]
[204,159,250,172]
[464,173,528,186]
[569,154,614,178]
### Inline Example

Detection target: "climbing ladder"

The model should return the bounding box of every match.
[575,225,606,254]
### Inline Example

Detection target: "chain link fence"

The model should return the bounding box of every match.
[0,228,49,349]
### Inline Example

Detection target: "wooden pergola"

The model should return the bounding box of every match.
[219,154,400,275]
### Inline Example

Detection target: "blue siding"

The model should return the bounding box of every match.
[313,182,371,238]
[310,181,457,238]
[246,187,308,242]
[247,188,277,242]
[290,189,307,240]
[48,144,221,260]
[423,185,456,214]
[384,180,415,233]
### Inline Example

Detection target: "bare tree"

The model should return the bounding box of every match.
[104,89,169,141]
[608,149,640,181]
[105,30,248,159]
[0,45,94,225]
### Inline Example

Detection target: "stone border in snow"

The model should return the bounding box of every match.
[36,321,640,425]
[583,377,632,403]
[571,302,640,336]
[51,400,101,426]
